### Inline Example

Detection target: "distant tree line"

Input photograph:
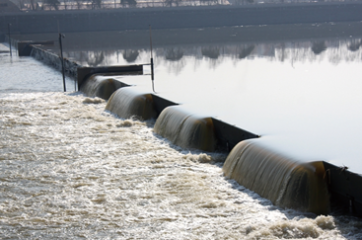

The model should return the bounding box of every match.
[13,0,246,11]
[13,0,341,11]
[14,0,138,11]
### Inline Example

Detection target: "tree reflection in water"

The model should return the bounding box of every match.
[122,50,139,63]
[87,52,105,67]
[201,47,220,59]
[165,48,184,61]
[239,45,255,59]
[312,41,327,55]
[348,39,361,52]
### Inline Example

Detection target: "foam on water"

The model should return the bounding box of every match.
[1,92,361,238]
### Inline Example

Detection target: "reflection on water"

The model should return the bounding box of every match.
[165,48,184,61]
[201,47,220,59]
[60,37,362,75]
[239,45,255,59]
[348,40,361,52]
[311,41,327,55]
[87,51,105,67]
[123,50,139,63]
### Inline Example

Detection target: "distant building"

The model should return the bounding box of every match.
[0,0,21,12]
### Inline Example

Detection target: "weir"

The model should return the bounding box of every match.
[78,71,362,217]
[223,140,330,214]
[106,88,157,120]
[6,37,362,217]
[80,74,129,100]
[154,106,217,152]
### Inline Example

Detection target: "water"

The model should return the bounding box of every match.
[35,24,362,175]
[2,90,362,239]
[0,44,75,93]
[2,36,362,238]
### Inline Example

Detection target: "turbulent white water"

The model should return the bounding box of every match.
[1,92,362,239]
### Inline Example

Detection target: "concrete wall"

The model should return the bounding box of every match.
[2,3,362,35]
[30,44,81,77]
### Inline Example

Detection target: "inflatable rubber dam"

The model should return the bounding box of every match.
[77,69,362,217]
[5,23,362,218]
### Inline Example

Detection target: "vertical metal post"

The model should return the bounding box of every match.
[59,33,66,92]
[149,25,155,93]
[8,23,12,57]
[74,69,77,92]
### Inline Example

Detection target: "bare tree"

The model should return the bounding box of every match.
[16,0,26,9]
[29,0,36,10]
[200,0,217,5]
[121,0,137,7]
[74,0,83,9]
[45,0,60,10]
[163,0,182,7]
[91,0,102,9]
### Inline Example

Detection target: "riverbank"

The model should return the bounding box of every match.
[2,2,362,35]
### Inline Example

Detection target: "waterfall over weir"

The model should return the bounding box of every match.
[106,87,157,120]
[223,140,330,215]
[79,73,334,215]
[80,74,127,100]
[154,106,217,152]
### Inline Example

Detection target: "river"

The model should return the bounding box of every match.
[1,39,362,238]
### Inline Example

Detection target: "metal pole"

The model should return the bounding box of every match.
[149,25,155,93]
[59,33,66,92]
[8,23,12,57]
[74,69,77,92]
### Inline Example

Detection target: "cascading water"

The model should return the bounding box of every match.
[106,87,157,120]
[80,74,125,100]
[223,140,330,214]
[154,106,217,152]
